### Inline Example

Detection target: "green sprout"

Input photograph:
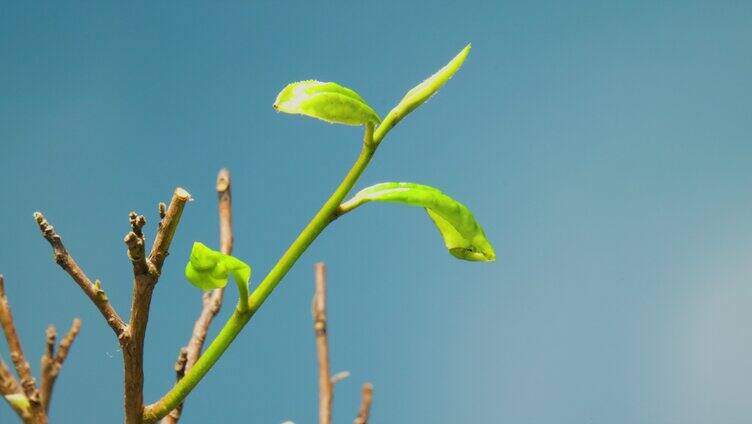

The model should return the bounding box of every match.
[145,43,493,422]
[184,242,251,311]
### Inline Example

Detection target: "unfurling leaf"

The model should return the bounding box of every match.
[340,182,495,262]
[185,242,251,291]
[5,393,30,414]
[273,80,381,126]
[376,44,471,141]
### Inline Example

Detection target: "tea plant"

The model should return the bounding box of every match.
[0,44,494,423]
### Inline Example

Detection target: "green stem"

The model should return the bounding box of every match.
[143,126,376,423]
[234,277,250,313]
[230,264,250,313]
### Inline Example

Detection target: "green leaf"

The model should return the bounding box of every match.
[5,393,30,414]
[185,242,251,291]
[273,80,381,126]
[340,182,495,262]
[375,44,471,143]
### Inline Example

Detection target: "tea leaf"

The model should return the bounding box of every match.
[375,44,471,142]
[340,182,495,261]
[273,80,380,126]
[185,242,251,291]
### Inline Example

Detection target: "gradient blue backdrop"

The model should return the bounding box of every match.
[2,1,751,423]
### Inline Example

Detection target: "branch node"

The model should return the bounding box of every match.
[93,280,108,301]
[0,275,45,421]
[125,212,148,275]
[128,212,146,237]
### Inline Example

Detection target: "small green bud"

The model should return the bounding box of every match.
[4,393,30,414]
[185,242,251,291]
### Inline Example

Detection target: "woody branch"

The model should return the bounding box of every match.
[123,187,191,424]
[164,169,233,424]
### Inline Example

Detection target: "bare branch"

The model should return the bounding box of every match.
[39,319,81,412]
[353,383,373,424]
[0,355,31,422]
[38,325,55,411]
[33,212,126,337]
[0,356,22,396]
[123,187,191,424]
[161,348,188,424]
[166,169,233,422]
[216,168,233,256]
[148,187,191,270]
[0,275,46,423]
[313,262,332,424]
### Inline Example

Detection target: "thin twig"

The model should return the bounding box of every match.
[123,187,191,424]
[187,169,233,369]
[162,349,188,424]
[0,355,22,395]
[0,275,45,423]
[313,262,332,424]
[148,188,192,270]
[38,325,55,412]
[33,213,127,338]
[0,354,31,422]
[165,169,233,423]
[39,319,81,412]
[353,383,373,424]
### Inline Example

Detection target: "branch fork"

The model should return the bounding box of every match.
[34,187,191,424]
[0,275,81,424]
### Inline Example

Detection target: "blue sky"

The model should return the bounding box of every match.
[1,1,751,423]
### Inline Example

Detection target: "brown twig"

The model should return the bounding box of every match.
[0,275,45,423]
[186,170,233,369]
[165,169,233,423]
[313,262,333,424]
[0,355,23,396]
[1,354,31,422]
[311,265,374,424]
[39,319,81,412]
[162,348,188,423]
[33,212,127,338]
[353,383,373,424]
[123,187,191,424]
[174,348,188,385]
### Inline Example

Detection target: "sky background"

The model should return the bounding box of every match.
[1,1,751,423]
